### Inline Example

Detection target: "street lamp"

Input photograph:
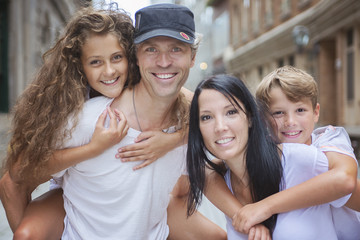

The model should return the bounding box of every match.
[292,25,309,53]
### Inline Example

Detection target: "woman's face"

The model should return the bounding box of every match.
[198,89,250,162]
[81,33,128,98]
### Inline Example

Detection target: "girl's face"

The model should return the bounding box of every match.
[81,33,128,98]
[198,89,250,163]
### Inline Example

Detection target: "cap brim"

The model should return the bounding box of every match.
[134,29,194,44]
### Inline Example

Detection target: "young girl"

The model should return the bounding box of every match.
[186,74,352,239]
[1,6,220,240]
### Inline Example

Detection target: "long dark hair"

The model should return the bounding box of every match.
[186,74,283,232]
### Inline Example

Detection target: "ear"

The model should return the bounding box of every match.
[190,52,196,68]
[248,117,252,128]
[313,103,320,123]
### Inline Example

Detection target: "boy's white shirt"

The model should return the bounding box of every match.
[225,143,343,240]
[311,125,360,240]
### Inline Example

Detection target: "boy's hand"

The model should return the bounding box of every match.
[232,201,272,234]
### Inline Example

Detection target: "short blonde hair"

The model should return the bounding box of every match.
[256,65,318,109]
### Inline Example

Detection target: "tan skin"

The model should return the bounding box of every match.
[207,87,359,234]
[1,35,227,239]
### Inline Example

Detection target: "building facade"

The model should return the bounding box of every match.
[0,0,90,112]
[206,0,360,158]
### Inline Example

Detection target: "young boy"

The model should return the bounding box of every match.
[256,65,360,240]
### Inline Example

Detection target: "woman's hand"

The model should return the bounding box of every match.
[116,130,183,170]
[88,107,128,156]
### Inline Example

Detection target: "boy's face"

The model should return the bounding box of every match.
[268,87,320,145]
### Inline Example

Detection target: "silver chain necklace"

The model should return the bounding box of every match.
[132,87,143,132]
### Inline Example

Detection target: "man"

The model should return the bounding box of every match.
[1,4,226,239]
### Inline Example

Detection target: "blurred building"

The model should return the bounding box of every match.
[204,0,360,159]
[0,0,90,112]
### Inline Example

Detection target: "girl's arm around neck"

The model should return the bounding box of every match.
[46,107,129,176]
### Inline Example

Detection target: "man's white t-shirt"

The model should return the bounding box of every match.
[52,96,187,240]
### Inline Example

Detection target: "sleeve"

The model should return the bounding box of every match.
[312,126,357,164]
[313,147,352,208]
[283,143,351,208]
[50,98,108,179]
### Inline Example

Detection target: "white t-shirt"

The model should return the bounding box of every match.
[52,96,187,240]
[312,125,360,240]
[225,143,350,240]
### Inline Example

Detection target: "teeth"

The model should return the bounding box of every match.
[155,73,175,79]
[216,138,233,144]
[284,131,300,136]
[102,78,117,84]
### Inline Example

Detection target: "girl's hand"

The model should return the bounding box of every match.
[89,107,128,155]
[232,201,272,234]
[248,224,271,240]
[116,130,182,171]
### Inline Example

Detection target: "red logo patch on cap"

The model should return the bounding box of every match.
[180,32,190,41]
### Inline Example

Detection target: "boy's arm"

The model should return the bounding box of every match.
[233,151,357,233]
[204,166,243,218]
[204,162,272,239]
[345,178,360,211]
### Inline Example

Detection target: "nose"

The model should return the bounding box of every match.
[104,62,116,76]
[214,117,228,132]
[156,52,172,68]
[284,113,295,127]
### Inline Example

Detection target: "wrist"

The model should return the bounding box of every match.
[86,141,104,158]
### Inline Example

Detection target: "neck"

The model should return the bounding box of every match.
[132,83,178,131]
[225,155,248,186]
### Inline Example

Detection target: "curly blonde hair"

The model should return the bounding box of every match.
[5,7,139,181]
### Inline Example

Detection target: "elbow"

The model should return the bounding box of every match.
[335,171,357,195]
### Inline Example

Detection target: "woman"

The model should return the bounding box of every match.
[187,74,345,239]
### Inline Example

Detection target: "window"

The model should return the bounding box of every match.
[346,29,354,101]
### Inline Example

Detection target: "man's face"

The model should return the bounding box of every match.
[136,36,195,99]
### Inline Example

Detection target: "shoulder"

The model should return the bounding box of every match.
[281,143,318,156]
[312,125,355,159]
[281,143,329,177]
[84,96,114,109]
[281,143,327,166]
[312,125,351,143]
